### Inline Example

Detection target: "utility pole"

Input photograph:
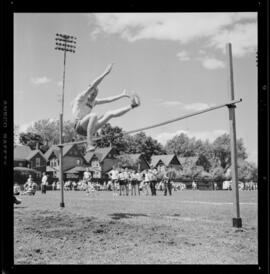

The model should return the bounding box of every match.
[226,43,242,228]
[55,33,77,208]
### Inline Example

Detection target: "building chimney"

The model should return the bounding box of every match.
[36,143,39,150]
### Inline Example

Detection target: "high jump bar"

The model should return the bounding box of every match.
[58,98,242,147]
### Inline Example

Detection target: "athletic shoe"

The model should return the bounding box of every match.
[131,93,140,108]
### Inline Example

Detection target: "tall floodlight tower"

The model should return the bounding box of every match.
[55,33,77,208]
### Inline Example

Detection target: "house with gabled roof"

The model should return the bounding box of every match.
[118,153,150,171]
[150,154,182,170]
[44,143,87,173]
[84,146,120,174]
[178,154,211,172]
[14,144,47,175]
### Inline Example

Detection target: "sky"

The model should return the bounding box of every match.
[14,13,258,164]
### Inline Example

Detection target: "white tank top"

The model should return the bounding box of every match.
[72,92,96,120]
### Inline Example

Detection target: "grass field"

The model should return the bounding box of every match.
[14,189,258,264]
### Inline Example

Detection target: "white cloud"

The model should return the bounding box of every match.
[183,102,212,111]
[176,50,190,61]
[209,22,257,57]
[31,76,51,85]
[157,100,211,110]
[155,129,227,145]
[198,57,225,70]
[90,13,257,58]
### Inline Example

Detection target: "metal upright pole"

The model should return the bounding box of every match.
[226,43,242,228]
[59,113,64,208]
[55,33,77,208]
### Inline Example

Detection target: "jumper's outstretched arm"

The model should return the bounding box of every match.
[76,64,114,99]
[95,90,130,105]
[89,63,113,89]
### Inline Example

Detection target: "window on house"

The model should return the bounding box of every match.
[92,161,99,167]
[36,158,40,167]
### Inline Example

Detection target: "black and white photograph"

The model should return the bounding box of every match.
[1,3,269,270]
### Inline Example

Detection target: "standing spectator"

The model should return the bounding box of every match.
[149,166,158,196]
[109,165,119,196]
[164,167,176,196]
[118,169,125,196]
[123,168,130,196]
[143,170,150,195]
[41,172,48,194]
[135,171,142,196]
[192,181,197,190]
[83,168,91,183]
[52,181,56,191]
[130,170,137,196]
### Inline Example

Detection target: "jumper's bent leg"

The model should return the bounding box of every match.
[76,113,99,151]
[95,106,133,131]
[95,94,140,130]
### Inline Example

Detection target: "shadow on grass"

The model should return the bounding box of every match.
[109,213,148,220]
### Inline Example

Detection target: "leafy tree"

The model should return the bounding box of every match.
[96,123,127,152]
[165,133,195,156]
[27,119,59,145]
[116,154,140,170]
[125,132,165,162]
[209,166,225,181]
[212,133,248,170]
[19,132,44,151]
[238,160,257,182]
[24,118,85,152]
[180,164,204,180]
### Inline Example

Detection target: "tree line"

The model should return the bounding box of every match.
[14,119,258,182]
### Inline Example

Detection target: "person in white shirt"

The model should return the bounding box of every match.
[71,63,140,152]
[122,168,130,196]
[41,172,48,194]
[135,171,142,196]
[109,166,119,196]
[130,170,137,196]
[118,169,126,196]
[143,171,150,195]
[83,168,91,183]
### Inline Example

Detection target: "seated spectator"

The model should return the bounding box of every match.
[14,183,21,195]
[22,175,37,195]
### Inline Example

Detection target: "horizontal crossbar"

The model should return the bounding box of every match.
[58,98,242,147]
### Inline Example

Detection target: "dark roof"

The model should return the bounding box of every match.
[14,145,45,161]
[26,150,46,161]
[84,147,114,163]
[151,154,180,167]
[44,144,77,160]
[178,156,199,166]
